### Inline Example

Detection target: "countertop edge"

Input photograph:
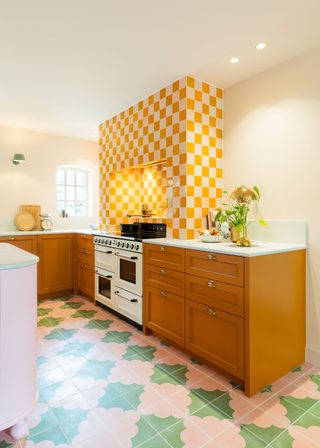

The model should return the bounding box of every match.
[0,243,39,271]
[141,238,308,257]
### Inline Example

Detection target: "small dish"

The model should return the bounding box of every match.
[89,224,99,230]
[200,235,224,243]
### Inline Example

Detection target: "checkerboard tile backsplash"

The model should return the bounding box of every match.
[99,76,223,239]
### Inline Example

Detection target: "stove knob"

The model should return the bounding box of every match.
[93,237,97,243]
[109,240,112,245]
[117,241,121,247]
[97,239,101,243]
[126,242,130,248]
[121,242,125,247]
[130,243,134,249]
[135,244,140,250]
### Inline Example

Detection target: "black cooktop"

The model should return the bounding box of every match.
[98,222,166,242]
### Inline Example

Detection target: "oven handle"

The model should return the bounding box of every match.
[115,252,138,260]
[94,270,113,279]
[115,291,138,303]
[94,248,113,254]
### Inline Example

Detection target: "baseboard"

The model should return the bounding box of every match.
[306,347,320,367]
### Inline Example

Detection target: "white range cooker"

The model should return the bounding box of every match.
[93,223,166,328]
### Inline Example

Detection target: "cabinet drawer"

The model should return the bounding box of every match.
[77,248,94,265]
[186,274,244,317]
[145,244,185,272]
[186,299,244,379]
[77,234,94,250]
[145,264,186,297]
[145,285,185,346]
[186,250,244,287]
[77,262,94,297]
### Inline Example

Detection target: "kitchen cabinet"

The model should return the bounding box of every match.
[74,234,95,302]
[143,242,306,397]
[0,235,37,256]
[37,234,73,298]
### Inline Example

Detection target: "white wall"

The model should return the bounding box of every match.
[0,125,99,219]
[224,45,320,365]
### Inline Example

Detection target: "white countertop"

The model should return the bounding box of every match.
[0,243,39,271]
[141,238,307,257]
[0,229,99,237]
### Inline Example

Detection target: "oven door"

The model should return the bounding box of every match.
[114,287,142,325]
[95,267,115,309]
[94,246,115,272]
[114,251,142,296]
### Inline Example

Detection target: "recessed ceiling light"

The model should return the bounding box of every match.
[255,43,267,50]
[229,58,239,64]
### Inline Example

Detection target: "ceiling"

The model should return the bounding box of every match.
[1,0,320,142]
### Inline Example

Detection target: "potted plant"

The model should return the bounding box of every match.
[214,186,267,243]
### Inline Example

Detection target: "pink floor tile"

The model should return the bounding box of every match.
[189,414,234,439]
[239,407,287,429]
[292,374,320,395]
[167,388,193,416]
[81,381,110,407]
[192,377,232,394]
[289,425,320,446]
[180,417,211,448]
[95,406,138,428]
[276,383,320,400]
[71,409,106,445]
[108,414,141,448]
[227,390,256,420]
[149,381,186,399]
[259,394,297,425]
[73,429,122,448]
[230,387,275,407]
[214,421,246,448]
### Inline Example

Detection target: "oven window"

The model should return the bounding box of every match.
[120,259,136,284]
[98,276,111,299]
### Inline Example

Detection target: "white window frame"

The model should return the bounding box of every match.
[56,165,92,218]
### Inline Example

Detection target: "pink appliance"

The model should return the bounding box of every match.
[0,244,39,440]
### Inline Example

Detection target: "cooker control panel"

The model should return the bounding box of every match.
[94,237,142,253]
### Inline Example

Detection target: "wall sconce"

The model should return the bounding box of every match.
[12,154,26,165]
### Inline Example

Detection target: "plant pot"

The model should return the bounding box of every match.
[231,226,247,243]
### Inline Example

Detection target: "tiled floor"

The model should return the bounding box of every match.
[1,296,320,448]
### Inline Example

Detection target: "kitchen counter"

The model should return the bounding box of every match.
[0,229,102,237]
[0,243,39,271]
[142,238,307,257]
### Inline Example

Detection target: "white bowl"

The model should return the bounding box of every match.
[89,224,99,230]
[200,234,224,243]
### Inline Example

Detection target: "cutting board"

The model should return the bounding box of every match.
[15,212,36,231]
[19,205,41,230]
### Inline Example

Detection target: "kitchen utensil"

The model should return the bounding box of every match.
[200,235,224,243]
[120,223,139,233]
[20,205,41,230]
[14,212,36,231]
[39,214,53,231]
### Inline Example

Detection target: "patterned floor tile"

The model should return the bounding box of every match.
[72,429,122,448]
[21,425,70,447]
[81,381,119,407]
[95,396,137,427]
[60,409,105,445]
[50,393,91,423]
[215,422,269,447]
[41,379,79,404]
[71,369,105,391]
[161,418,211,448]
[37,367,69,389]
[191,376,232,402]
[213,389,256,420]
[109,414,157,448]
[27,406,59,438]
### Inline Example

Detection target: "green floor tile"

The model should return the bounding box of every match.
[138,434,171,448]
[241,421,286,445]
[211,391,235,417]
[26,425,70,446]
[129,415,157,447]
[97,361,117,379]
[93,319,113,329]
[110,330,133,342]
[157,362,186,376]
[192,401,231,421]
[238,425,269,447]
[291,411,320,429]
[161,420,185,448]
[280,394,319,412]
[191,384,228,403]
[94,383,121,406]
[111,380,143,395]
[99,395,134,412]
[38,307,54,316]
[270,429,295,448]
[51,394,90,423]
[122,386,145,409]
[37,367,68,389]
[60,411,89,444]
[28,407,58,437]
[309,401,320,418]
[144,414,183,433]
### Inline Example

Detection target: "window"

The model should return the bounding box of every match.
[56,167,89,217]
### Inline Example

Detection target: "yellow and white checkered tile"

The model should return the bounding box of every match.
[99,76,222,239]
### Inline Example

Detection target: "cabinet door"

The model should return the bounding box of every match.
[145,285,185,346]
[77,234,94,250]
[145,244,185,272]
[145,264,186,297]
[38,234,73,294]
[186,299,244,379]
[0,236,38,255]
[77,262,94,298]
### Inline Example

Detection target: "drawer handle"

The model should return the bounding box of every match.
[207,308,217,316]
[160,291,167,297]
[83,250,87,254]
[160,246,167,252]
[160,268,167,275]
[9,237,16,241]
[207,253,216,260]
[83,235,87,239]
[207,280,216,288]
[84,264,87,268]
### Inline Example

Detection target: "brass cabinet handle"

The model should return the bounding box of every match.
[160,291,167,297]
[84,264,87,268]
[207,308,217,316]
[83,235,87,239]
[38,242,41,255]
[9,237,16,241]
[83,250,87,254]
[160,246,167,252]
[160,268,167,275]
[207,280,216,288]
[207,253,216,260]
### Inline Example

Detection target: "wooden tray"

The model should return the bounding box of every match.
[20,205,41,230]
[15,212,36,231]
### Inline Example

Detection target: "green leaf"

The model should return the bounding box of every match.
[221,216,226,224]
[222,190,228,194]
[214,212,222,222]
[259,219,267,227]
[222,203,229,206]
[253,186,260,201]
[236,224,243,233]
[229,221,234,227]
